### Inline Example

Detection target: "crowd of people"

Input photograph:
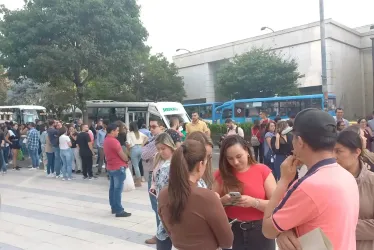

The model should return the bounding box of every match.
[1,107,374,250]
[135,108,373,250]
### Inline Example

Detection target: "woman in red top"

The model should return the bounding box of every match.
[213,135,276,250]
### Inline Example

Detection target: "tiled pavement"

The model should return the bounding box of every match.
[0,167,157,250]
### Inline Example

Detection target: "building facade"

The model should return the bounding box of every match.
[173,19,374,119]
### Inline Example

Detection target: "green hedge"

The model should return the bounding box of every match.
[207,123,253,136]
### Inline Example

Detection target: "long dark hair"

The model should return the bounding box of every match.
[186,131,214,189]
[343,125,374,165]
[168,140,207,224]
[219,135,256,194]
[129,121,139,139]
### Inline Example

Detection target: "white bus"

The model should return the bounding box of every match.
[86,100,190,128]
[0,105,47,124]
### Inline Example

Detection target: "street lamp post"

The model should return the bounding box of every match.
[319,0,328,111]
[371,25,374,110]
[176,48,192,53]
[260,26,275,33]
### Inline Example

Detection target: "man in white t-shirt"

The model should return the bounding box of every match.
[225,119,244,138]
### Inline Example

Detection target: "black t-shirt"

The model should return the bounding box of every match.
[166,129,181,144]
[0,132,4,147]
[76,132,92,156]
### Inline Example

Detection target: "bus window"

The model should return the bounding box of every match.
[222,108,232,119]
[87,108,98,121]
[115,108,126,122]
[301,98,322,110]
[234,103,246,117]
[327,98,336,111]
[279,101,301,117]
[200,105,213,119]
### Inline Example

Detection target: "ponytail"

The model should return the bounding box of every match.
[168,140,206,224]
[361,149,374,166]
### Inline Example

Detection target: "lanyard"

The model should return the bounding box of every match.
[274,158,336,213]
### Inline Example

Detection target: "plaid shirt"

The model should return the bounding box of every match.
[27,128,40,150]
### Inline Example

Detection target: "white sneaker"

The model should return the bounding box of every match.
[67,178,72,181]
[56,175,60,179]
[61,178,66,181]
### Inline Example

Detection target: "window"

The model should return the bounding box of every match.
[327,98,336,111]
[222,108,232,119]
[300,98,322,110]
[279,101,301,116]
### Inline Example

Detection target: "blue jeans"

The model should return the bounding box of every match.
[0,149,5,172]
[108,167,126,214]
[3,146,9,164]
[130,145,142,178]
[60,148,73,179]
[148,171,160,227]
[54,147,62,176]
[274,154,287,181]
[46,152,55,174]
[28,147,40,168]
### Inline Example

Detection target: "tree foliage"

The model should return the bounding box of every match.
[0,66,9,105]
[0,0,148,120]
[7,79,75,119]
[132,54,186,102]
[216,48,300,99]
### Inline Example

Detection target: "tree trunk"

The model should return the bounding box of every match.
[76,83,88,123]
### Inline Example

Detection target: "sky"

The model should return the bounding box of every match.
[1,0,373,61]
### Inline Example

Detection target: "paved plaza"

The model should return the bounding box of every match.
[0,166,156,250]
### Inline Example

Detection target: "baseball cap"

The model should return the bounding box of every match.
[292,108,337,137]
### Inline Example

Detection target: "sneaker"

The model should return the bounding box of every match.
[61,178,66,181]
[1,171,6,175]
[56,175,60,179]
[83,176,88,180]
[115,211,131,217]
[89,176,98,180]
[76,170,82,174]
[44,169,47,173]
[67,178,72,181]
[141,176,146,182]
[29,167,37,171]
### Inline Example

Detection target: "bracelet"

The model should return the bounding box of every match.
[253,199,260,209]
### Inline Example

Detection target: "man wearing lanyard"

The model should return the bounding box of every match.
[262,108,359,250]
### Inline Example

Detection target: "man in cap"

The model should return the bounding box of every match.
[262,108,359,250]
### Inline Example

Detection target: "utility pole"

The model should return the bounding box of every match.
[319,0,328,111]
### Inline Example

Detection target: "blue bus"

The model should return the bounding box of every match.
[183,102,223,123]
[214,94,337,124]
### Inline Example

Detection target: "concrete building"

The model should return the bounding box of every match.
[173,19,374,119]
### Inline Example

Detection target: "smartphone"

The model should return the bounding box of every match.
[149,189,157,197]
[229,218,238,224]
[229,192,241,199]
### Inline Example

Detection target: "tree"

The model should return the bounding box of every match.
[132,54,186,102]
[0,0,148,121]
[216,48,301,99]
[7,79,76,119]
[0,66,9,105]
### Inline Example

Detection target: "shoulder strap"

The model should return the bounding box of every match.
[236,126,239,134]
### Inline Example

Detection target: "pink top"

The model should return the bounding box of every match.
[272,161,359,250]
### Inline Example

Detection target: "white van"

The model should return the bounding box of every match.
[86,100,190,128]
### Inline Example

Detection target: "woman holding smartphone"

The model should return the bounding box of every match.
[213,135,276,250]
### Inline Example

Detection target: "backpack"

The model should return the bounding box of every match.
[251,129,260,147]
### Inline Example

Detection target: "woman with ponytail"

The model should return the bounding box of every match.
[158,140,233,250]
[335,129,374,250]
